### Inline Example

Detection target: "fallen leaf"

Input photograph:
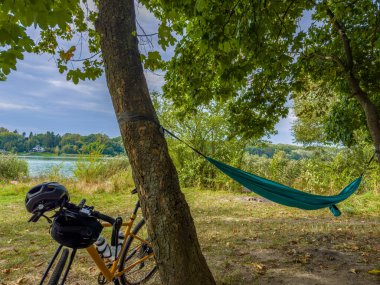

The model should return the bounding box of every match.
[350,245,359,251]
[349,268,359,274]
[251,262,267,274]
[16,277,28,284]
[2,268,10,274]
[368,269,380,275]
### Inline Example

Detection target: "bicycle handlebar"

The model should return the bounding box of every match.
[64,202,116,225]
[91,210,116,225]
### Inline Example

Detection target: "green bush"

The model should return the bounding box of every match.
[74,155,130,183]
[0,154,28,181]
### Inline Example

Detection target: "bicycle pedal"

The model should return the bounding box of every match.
[97,273,107,285]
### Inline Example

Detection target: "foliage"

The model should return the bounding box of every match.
[0,154,28,181]
[153,89,379,193]
[74,147,130,184]
[0,0,103,82]
[139,0,380,147]
[0,127,124,155]
[44,164,66,182]
[153,92,255,189]
[243,144,379,196]
[291,2,380,146]
[246,143,325,160]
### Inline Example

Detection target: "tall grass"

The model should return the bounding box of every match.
[73,155,134,192]
[0,154,28,182]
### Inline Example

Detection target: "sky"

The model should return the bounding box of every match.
[0,4,297,144]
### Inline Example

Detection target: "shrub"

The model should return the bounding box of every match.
[0,154,28,181]
[242,146,380,196]
[74,155,130,183]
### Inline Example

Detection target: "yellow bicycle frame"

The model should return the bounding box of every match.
[85,213,154,282]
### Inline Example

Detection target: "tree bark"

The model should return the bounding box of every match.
[95,0,216,284]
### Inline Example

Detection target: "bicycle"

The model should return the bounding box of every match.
[25,182,157,285]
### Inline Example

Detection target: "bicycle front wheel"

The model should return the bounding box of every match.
[47,248,69,285]
[119,219,158,285]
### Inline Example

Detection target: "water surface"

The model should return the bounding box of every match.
[19,156,78,177]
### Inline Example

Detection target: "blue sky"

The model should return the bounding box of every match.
[0,4,296,144]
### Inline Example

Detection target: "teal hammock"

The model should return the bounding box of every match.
[164,128,375,217]
[207,157,362,217]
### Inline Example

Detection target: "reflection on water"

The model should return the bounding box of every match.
[18,156,78,177]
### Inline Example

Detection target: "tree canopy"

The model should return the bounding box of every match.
[141,0,380,148]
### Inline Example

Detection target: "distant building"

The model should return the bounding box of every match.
[31,145,45,152]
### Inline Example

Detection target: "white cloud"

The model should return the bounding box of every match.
[56,100,113,113]
[0,101,40,111]
[12,71,43,81]
[24,91,49,98]
[47,79,101,97]
[20,61,57,73]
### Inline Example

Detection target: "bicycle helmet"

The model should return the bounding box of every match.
[25,182,69,213]
[51,210,103,249]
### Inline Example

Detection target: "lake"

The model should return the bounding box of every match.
[19,156,78,177]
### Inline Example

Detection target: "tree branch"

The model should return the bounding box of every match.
[308,52,346,69]
[70,51,101,62]
[137,32,158,37]
[221,0,242,35]
[324,5,353,71]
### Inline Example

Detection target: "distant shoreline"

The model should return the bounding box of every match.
[6,152,124,158]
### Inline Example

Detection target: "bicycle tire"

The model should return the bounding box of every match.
[119,219,158,285]
[47,248,69,285]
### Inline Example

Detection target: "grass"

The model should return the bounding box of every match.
[0,182,379,285]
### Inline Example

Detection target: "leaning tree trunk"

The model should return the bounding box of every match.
[95,1,216,284]
[349,76,380,161]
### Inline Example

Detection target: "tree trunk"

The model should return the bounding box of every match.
[95,1,216,284]
[348,74,380,161]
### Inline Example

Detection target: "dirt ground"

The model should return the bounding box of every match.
[217,198,380,285]
[224,239,380,285]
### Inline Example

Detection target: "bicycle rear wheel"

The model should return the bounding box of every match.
[47,248,69,285]
[119,219,158,285]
